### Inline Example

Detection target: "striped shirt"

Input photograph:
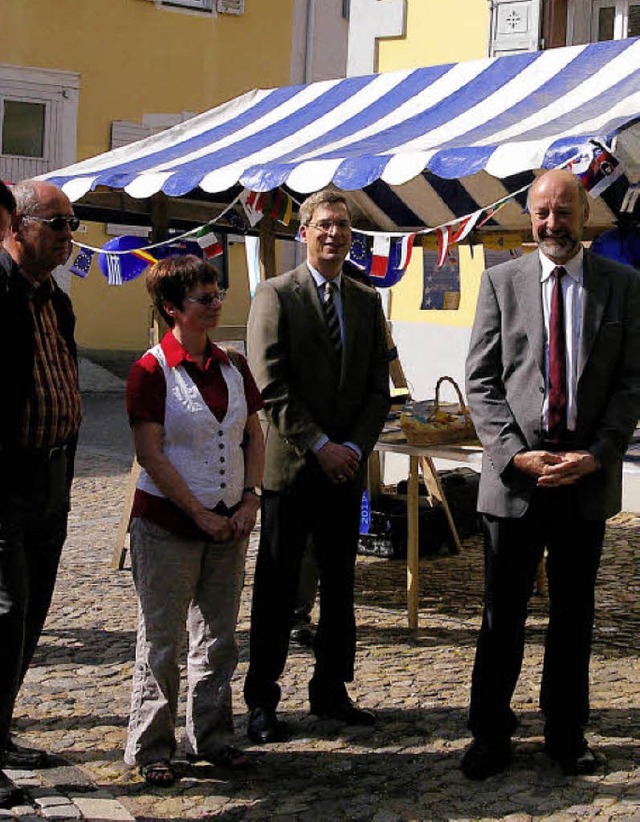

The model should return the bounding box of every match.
[21,280,82,449]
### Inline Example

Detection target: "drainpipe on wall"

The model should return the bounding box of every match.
[305,0,317,82]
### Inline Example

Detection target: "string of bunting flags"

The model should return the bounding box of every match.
[62,142,624,297]
[345,141,625,290]
[62,186,295,285]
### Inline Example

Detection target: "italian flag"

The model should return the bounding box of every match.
[195,225,223,259]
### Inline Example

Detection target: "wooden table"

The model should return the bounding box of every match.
[374,437,483,629]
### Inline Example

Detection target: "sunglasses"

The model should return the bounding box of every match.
[184,290,227,306]
[23,215,80,232]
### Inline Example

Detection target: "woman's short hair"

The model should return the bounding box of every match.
[0,180,16,215]
[146,254,218,327]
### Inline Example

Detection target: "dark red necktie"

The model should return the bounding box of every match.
[548,266,567,440]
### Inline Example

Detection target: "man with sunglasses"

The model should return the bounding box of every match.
[244,190,390,743]
[0,180,81,804]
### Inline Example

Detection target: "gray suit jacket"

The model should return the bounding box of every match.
[247,263,391,491]
[465,249,640,520]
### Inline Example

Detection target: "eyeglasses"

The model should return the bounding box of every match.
[307,220,351,233]
[23,215,80,232]
[185,290,227,306]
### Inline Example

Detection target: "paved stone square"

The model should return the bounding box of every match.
[3,389,639,821]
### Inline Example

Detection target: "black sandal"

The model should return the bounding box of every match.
[188,745,251,769]
[139,761,175,786]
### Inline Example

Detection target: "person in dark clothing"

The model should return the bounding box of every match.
[0,180,81,807]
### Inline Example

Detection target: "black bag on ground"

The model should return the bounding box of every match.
[357,493,449,559]
[395,467,481,539]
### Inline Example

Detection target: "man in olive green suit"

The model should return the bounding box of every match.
[244,190,390,743]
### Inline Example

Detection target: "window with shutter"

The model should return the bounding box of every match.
[0,65,79,182]
[216,0,244,13]
[488,0,542,56]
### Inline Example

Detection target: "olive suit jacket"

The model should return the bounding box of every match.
[465,248,640,520]
[247,263,390,491]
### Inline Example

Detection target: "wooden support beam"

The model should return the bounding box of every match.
[259,214,277,280]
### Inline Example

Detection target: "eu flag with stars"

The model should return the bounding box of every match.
[70,248,94,278]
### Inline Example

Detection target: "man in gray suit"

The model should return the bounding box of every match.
[463,169,640,779]
[244,190,390,743]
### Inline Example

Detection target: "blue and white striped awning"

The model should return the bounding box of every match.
[40,37,640,231]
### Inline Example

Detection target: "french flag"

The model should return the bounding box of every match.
[370,234,391,279]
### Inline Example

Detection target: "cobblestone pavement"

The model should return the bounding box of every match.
[2,387,639,821]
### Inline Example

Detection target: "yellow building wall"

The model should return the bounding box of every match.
[378,0,490,330]
[1,0,296,351]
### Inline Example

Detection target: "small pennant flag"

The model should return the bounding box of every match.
[347,232,413,287]
[398,233,416,270]
[239,190,268,227]
[451,210,482,244]
[131,247,159,266]
[270,189,293,226]
[194,225,223,259]
[370,234,391,279]
[578,145,625,198]
[348,233,370,271]
[621,183,640,214]
[435,226,450,268]
[70,247,94,278]
[106,253,122,286]
[476,202,506,229]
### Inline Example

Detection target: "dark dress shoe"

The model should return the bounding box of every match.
[461,738,512,780]
[310,698,376,726]
[247,707,285,744]
[545,738,598,775]
[0,773,24,809]
[290,622,316,648]
[3,737,51,769]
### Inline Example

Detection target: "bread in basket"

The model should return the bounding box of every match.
[400,376,477,446]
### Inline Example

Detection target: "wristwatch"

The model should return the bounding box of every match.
[243,486,262,498]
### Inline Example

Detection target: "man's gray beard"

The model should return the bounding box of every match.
[538,236,579,261]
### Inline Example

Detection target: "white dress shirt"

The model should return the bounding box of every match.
[307,263,345,344]
[306,264,361,460]
[539,248,585,433]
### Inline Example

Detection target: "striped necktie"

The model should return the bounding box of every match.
[322,281,342,357]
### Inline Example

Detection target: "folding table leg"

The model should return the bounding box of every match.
[111,458,141,570]
[419,456,462,555]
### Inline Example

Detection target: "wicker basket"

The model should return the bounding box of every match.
[400,376,476,446]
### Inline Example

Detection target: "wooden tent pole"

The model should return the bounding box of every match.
[259,215,277,280]
[111,194,170,570]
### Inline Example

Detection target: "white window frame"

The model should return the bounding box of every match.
[1,98,49,160]
[0,64,79,181]
[161,0,213,10]
[217,0,244,13]
[591,0,640,38]
[567,0,640,42]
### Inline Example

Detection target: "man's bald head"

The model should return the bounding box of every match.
[5,180,76,282]
[527,169,590,265]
